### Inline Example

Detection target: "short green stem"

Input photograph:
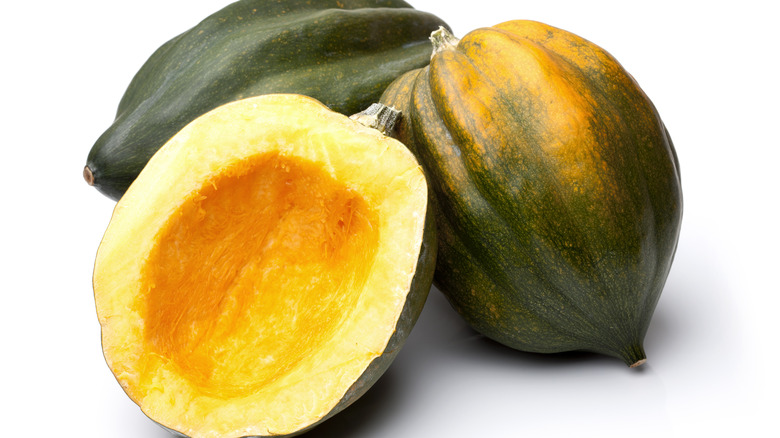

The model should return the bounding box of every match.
[430,26,459,57]
[349,103,402,135]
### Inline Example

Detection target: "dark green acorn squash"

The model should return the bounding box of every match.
[380,22,683,366]
[84,0,448,200]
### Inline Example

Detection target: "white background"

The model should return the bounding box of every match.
[2,0,778,436]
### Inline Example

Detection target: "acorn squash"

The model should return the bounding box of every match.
[84,0,448,200]
[92,94,436,436]
[380,22,683,366]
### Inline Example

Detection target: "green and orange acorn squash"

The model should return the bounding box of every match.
[92,94,435,437]
[84,0,448,200]
[381,21,683,366]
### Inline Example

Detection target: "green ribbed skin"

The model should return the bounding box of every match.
[381,22,683,366]
[85,0,448,200]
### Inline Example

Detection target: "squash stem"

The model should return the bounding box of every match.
[83,165,95,186]
[350,103,402,135]
[430,26,459,57]
[620,343,647,368]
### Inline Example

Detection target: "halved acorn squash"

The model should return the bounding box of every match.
[92,94,435,437]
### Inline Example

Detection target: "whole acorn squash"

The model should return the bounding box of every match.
[380,22,683,366]
[92,94,435,437]
[84,0,448,200]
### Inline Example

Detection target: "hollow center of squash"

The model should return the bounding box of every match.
[141,152,380,398]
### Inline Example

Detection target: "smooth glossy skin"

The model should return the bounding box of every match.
[85,0,448,200]
[381,21,682,366]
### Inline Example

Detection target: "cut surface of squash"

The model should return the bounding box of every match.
[143,152,380,398]
[93,94,433,437]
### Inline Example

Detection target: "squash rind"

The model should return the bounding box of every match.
[85,0,449,200]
